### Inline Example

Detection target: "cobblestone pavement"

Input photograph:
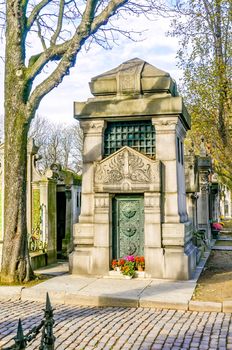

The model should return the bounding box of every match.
[0,300,232,350]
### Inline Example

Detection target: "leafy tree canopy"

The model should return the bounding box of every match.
[170,0,232,186]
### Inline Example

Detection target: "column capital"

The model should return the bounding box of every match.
[80,119,106,135]
[152,116,178,133]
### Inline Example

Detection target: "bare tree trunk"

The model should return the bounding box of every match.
[1,112,32,282]
[1,0,33,282]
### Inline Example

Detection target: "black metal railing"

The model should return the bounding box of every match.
[2,293,55,350]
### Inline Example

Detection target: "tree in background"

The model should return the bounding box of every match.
[170,0,232,185]
[0,115,3,143]
[1,0,166,282]
[29,115,83,173]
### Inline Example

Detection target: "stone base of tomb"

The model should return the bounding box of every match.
[30,252,48,270]
[69,221,197,280]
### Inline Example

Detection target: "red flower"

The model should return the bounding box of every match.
[118,259,126,267]
[112,259,118,269]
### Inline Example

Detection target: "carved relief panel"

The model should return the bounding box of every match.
[94,146,161,193]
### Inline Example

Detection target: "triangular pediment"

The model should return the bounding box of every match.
[99,146,156,165]
[94,146,161,192]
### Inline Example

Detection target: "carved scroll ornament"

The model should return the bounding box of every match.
[94,146,161,192]
[95,147,151,184]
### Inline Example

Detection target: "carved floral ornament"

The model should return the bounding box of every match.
[94,146,160,190]
[199,172,210,192]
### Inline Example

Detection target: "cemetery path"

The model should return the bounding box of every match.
[193,228,232,303]
[193,249,232,303]
[0,299,231,350]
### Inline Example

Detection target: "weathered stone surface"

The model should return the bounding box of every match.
[139,299,188,310]
[188,301,222,312]
[222,301,232,312]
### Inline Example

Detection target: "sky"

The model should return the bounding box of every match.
[0,15,181,125]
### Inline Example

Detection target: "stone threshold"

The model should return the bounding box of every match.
[104,270,148,279]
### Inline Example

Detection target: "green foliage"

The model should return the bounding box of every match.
[192,230,206,247]
[0,187,2,238]
[32,189,40,238]
[121,261,136,277]
[170,0,232,187]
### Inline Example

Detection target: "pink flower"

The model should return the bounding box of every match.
[124,255,135,262]
[212,223,223,230]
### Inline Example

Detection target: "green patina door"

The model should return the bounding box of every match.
[113,195,144,258]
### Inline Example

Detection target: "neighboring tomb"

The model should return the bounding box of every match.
[69,58,197,280]
[0,139,81,270]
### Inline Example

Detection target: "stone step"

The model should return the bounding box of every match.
[212,246,232,251]
[217,237,232,241]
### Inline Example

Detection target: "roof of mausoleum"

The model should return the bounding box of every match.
[74,58,190,130]
[89,58,178,97]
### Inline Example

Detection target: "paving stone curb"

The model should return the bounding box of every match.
[0,286,231,312]
[0,286,23,301]
[188,300,222,312]
[12,288,232,312]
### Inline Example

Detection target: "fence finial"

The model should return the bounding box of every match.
[14,319,26,349]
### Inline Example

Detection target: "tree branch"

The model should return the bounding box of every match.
[26,38,71,81]
[36,18,47,50]
[91,0,128,33]
[27,0,53,30]
[50,0,65,45]
[26,0,128,118]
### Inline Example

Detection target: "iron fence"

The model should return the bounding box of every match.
[2,293,55,350]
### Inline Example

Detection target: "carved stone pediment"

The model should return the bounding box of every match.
[94,146,161,192]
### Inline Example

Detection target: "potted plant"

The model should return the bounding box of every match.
[135,256,145,271]
[118,258,126,270]
[121,261,135,278]
[211,222,223,239]
[192,230,206,247]
[111,259,119,271]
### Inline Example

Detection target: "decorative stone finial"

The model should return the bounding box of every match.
[200,136,207,157]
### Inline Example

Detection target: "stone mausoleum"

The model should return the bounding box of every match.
[69,58,197,280]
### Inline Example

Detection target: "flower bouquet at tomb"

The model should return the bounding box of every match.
[111,255,145,278]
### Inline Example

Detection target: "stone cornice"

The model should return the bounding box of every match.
[74,95,191,130]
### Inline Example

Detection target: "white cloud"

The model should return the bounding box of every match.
[0,15,181,124]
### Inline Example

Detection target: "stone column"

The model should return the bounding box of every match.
[152,116,187,223]
[197,157,212,243]
[152,116,196,280]
[78,120,105,222]
[69,120,106,275]
[144,192,163,277]
[40,178,57,264]
[185,153,199,231]
[62,187,72,256]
